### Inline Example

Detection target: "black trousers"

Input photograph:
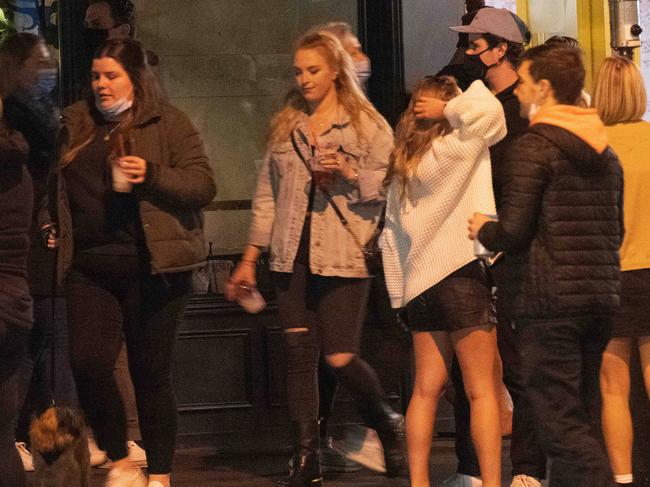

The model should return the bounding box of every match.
[453,308,547,479]
[517,315,613,487]
[66,254,190,474]
[0,324,29,487]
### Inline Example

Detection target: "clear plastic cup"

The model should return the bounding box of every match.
[237,284,266,314]
[311,140,338,187]
[110,157,132,193]
[474,214,498,259]
[110,133,132,193]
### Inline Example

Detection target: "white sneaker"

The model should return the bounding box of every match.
[106,466,147,487]
[441,473,483,487]
[127,441,148,467]
[88,436,109,467]
[15,442,34,472]
[510,474,542,487]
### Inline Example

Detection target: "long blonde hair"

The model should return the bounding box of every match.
[593,56,647,126]
[268,31,388,146]
[385,76,459,198]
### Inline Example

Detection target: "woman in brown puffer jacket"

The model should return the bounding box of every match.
[43,38,215,487]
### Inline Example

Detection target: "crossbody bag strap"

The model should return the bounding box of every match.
[290,131,366,251]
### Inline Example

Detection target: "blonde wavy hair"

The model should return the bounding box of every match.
[593,56,647,126]
[268,31,388,146]
[385,76,460,198]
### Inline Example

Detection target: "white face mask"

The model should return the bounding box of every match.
[354,59,371,85]
[95,96,133,121]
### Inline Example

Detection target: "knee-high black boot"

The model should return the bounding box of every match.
[286,420,322,487]
[333,356,407,477]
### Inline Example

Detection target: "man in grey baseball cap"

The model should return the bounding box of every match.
[449,7,530,44]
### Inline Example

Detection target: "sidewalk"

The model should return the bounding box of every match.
[26,438,516,486]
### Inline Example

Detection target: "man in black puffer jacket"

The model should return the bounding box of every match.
[469,45,623,487]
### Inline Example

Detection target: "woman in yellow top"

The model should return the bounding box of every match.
[593,55,650,487]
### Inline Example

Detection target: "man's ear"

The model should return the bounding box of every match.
[538,79,554,100]
[118,23,131,37]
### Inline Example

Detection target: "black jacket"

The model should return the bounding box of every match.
[0,120,33,331]
[3,93,60,297]
[479,123,624,320]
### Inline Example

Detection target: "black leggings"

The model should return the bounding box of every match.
[66,254,190,474]
[0,324,28,487]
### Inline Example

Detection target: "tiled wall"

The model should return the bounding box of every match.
[131,0,357,253]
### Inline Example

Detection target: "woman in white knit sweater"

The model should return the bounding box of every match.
[381,76,506,487]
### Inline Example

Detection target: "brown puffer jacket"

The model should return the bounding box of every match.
[45,99,217,283]
[479,123,624,320]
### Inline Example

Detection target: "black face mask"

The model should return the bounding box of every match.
[83,28,110,56]
[462,47,490,82]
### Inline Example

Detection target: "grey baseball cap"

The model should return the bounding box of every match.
[449,8,530,44]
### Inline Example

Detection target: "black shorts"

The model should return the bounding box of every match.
[612,268,650,338]
[404,260,496,333]
[273,261,371,355]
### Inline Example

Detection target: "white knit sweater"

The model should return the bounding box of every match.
[380,81,507,308]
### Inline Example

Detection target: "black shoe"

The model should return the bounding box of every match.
[279,421,323,487]
[376,413,408,477]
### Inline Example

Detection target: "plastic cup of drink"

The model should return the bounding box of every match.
[111,157,132,193]
[310,156,333,186]
[237,284,266,314]
[473,214,498,259]
[311,141,338,186]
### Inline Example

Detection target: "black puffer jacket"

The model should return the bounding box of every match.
[479,123,624,320]
[0,119,33,331]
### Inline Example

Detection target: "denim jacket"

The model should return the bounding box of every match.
[249,109,392,278]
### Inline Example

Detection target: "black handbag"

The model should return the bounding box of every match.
[290,132,383,277]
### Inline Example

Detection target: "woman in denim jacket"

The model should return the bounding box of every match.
[227,31,405,486]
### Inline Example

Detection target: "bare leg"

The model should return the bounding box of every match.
[453,325,501,487]
[406,331,452,487]
[600,337,633,476]
[640,337,650,402]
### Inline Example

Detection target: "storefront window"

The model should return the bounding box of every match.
[131,0,358,254]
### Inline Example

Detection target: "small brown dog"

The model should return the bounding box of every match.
[29,407,91,487]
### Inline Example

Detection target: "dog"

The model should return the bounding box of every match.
[29,407,91,487]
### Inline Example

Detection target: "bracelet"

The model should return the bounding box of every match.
[240,258,257,265]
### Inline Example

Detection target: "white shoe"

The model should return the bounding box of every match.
[127,441,148,467]
[106,466,147,487]
[88,436,109,467]
[441,473,483,487]
[510,474,542,487]
[15,442,34,472]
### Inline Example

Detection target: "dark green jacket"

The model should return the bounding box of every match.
[45,99,216,283]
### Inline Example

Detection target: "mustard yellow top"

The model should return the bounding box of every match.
[606,121,650,271]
